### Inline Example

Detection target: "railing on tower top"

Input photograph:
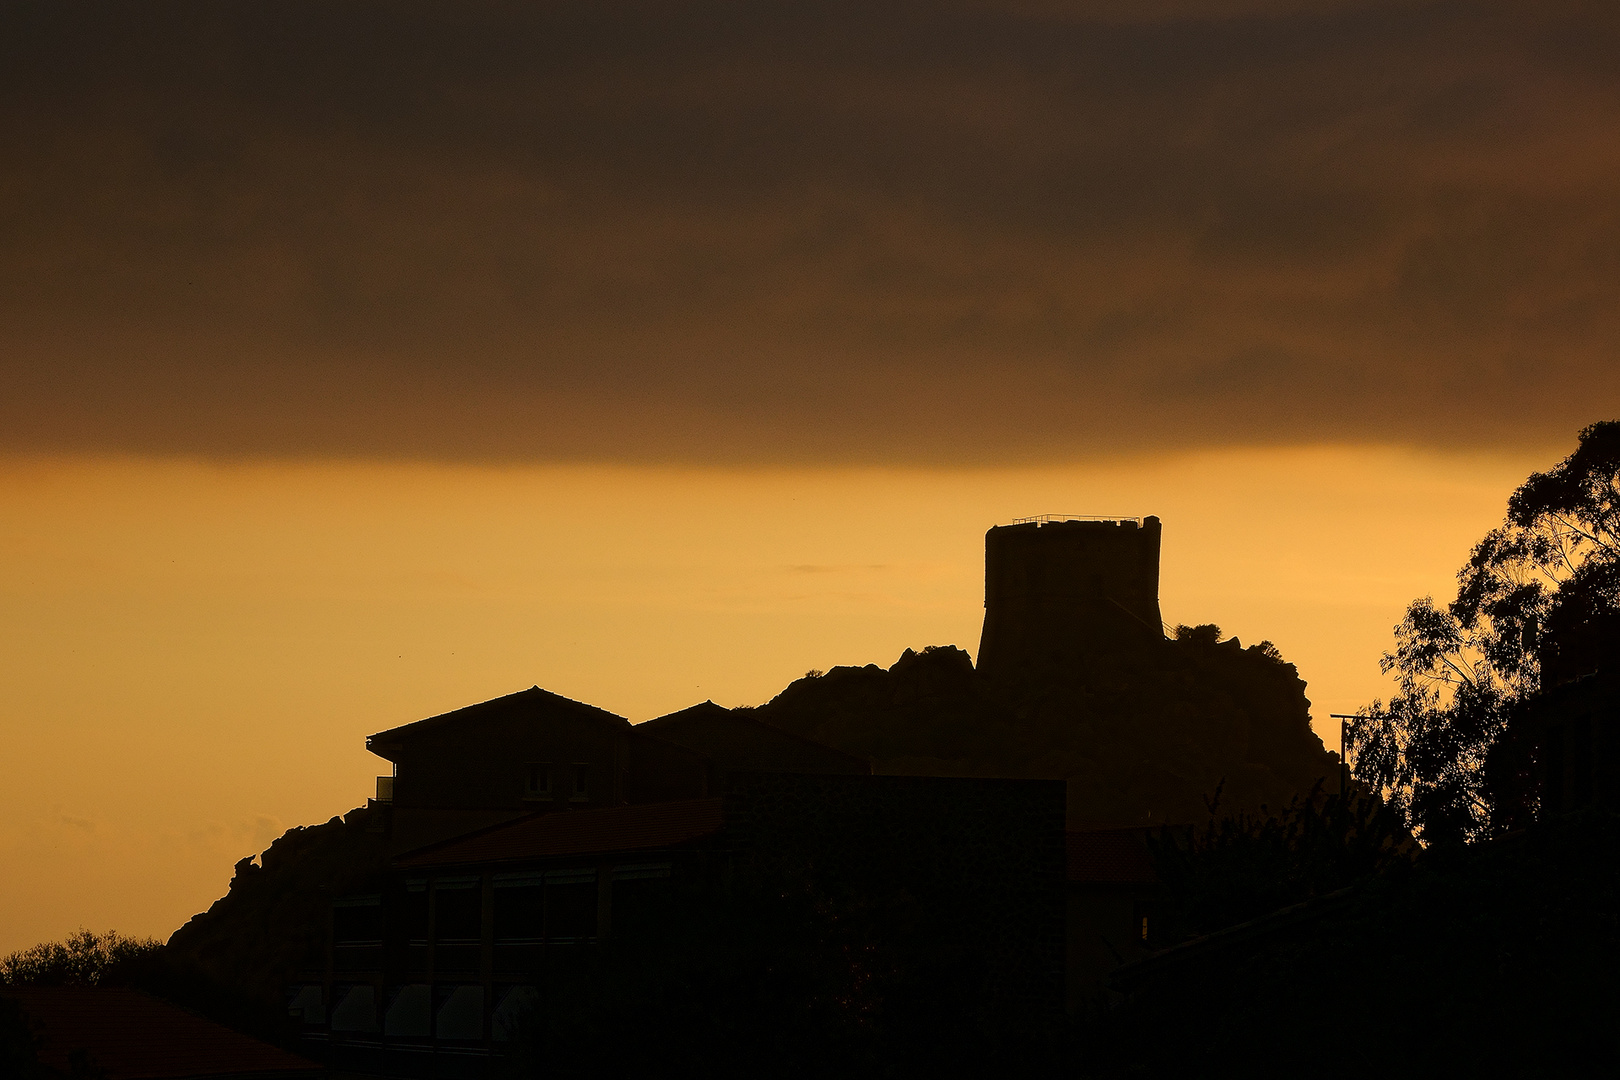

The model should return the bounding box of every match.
[1009,514,1145,526]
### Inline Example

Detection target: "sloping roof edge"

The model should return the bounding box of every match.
[638,701,871,770]
[367,685,631,748]
[4,987,321,1079]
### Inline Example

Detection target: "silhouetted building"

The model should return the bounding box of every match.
[1538,602,1620,689]
[295,775,1065,1075]
[976,516,1164,684]
[1065,828,1163,1009]
[367,688,865,853]
[262,688,1074,1075]
[170,516,1342,1070]
[1535,668,1620,817]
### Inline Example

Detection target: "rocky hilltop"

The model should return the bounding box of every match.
[752,624,1335,827]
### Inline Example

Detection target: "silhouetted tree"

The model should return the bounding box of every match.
[1351,421,1620,843]
[1,931,157,1080]
[1148,781,1410,941]
[0,930,163,988]
[0,928,286,1052]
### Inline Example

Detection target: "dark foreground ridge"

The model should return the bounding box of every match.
[1092,810,1620,1077]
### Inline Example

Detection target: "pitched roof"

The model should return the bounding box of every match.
[638,701,870,770]
[638,699,732,729]
[4,987,319,1080]
[1066,828,1160,885]
[395,797,726,868]
[367,685,630,748]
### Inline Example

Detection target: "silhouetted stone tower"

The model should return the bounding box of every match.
[976,516,1164,684]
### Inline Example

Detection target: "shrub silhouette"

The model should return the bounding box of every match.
[0,930,163,988]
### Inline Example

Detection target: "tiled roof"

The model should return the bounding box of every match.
[1067,828,1160,884]
[4,987,319,1080]
[396,797,727,868]
[367,685,631,747]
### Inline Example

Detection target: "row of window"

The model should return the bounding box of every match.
[332,864,670,947]
[524,762,590,801]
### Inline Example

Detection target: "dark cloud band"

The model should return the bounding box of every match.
[2,0,1617,462]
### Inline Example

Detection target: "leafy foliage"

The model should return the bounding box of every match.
[0,930,163,988]
[0,927,290,1052]
[1148,782,1411,941]
[0,931,162,1079]
[1351,421,1620,843]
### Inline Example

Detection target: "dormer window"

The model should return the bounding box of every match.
[570,763,589,801]
[524,762,553,801]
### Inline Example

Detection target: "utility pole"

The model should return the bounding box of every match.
[1328,714,1372,799]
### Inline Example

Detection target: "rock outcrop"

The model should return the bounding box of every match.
[752,627,1335,827]
[166,806,389,1024]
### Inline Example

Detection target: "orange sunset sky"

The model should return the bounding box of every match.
[4,0,1620,954]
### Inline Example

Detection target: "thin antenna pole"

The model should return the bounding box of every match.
[1329,713,1373,798]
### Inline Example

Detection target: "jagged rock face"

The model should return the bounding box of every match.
[166,806,389,1018]
[754,516,1338,826]
[753,636,1334,828]
[750,647,1025,774]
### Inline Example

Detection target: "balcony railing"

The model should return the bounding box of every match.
[1009,514,1145,526]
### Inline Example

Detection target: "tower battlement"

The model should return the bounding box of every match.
[975,516,1163,683]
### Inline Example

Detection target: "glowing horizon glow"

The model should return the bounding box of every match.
[0,444,1548,954]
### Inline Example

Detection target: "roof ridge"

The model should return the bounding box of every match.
[638,702,869,767]
[367,685,631,746]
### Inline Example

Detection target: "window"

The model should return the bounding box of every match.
[570,763,589,801]
[611,863,671,937]
[493,874,544,942]
[333,896,383,945]
[434,880,483,942]
[1132,900,1154,947]
[547,868,598,940]
[398,883,429,943]
[524,762,553,801]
